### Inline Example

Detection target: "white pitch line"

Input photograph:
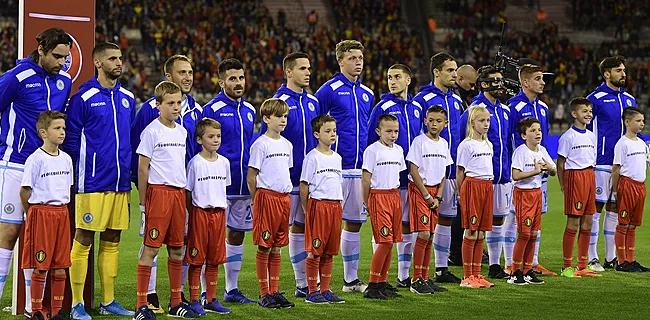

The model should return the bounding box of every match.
[28,13,91,22]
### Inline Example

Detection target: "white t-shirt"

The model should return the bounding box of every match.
[406,134,453,186]
[457,139,494,180]
[186,153,231,209]
[614,136,648,183]
[557,127,596,170]
[511,144,555,189]
[249,134,293,193]
[21,148,73,205]
[362,141,407,189]
[300,148,343,200]
[137,119,187,188]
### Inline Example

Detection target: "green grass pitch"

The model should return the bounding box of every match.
[2,175,650,319]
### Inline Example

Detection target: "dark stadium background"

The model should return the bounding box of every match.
[1,0,649,133]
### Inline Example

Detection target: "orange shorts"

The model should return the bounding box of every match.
[144,184,186,248]
[408,182,439,233]
[184,207,226,266]
[513,187,542,233]
[369,189,403,244]
[252,188,291,248]
[617,176,646,226]
[563,168,596,216]
[460,176,493,231]
[304,199,342,256]
[22,205,71,270]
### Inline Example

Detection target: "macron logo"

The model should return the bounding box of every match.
[90,102,106,107]
[25,83,41,88]
[337,91,351,96]
[603,99,615,103]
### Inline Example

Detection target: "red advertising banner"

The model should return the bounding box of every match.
[14,0,95,315]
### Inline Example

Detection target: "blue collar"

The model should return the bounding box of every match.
[572,126,587,133]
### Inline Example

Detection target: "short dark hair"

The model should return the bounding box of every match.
[218,58,244,80]
[195,118,221,139]
[164,55,192,74]
[283,52,309,72]
[426,105,447,118]
[518,117,541,136]
[477,65,500,80]
[29,28,72,61]
[36,110,66,135]
[569,97,592,112]
[311,114,336,133]
[519,64,543,82]
[599,56,626,76]
[92,42,120,59]
[377,114,398,129]
[622,106,644,122]
[388,64,412,78]
[430,52,455,76]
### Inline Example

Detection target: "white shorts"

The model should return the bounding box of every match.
[342,170,366,223]
[541,179,548,214]
[493,182,512,217]
[439,179,458,218]
[226,197,252,232]
[400,188,409,224]
[0,163,25,225]
[289,188,305,226]
[595,166,614,204]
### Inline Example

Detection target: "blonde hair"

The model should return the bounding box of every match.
[335,40,364,61]
[260,98,289,118]
[154,81,181,103]
[463,105,492,148]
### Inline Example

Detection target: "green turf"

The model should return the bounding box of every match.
[2,175,650,319]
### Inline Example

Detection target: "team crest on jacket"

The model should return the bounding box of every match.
[454,102,460,110]
[524,218,532,227]
[149,228,160,240]
[380,226,390,237]
[575,201,583,210]
[308,102,315,112]
[540,109,546,117]
[122,98,130,108]
[627,100,632,106]
[56,79,65,91]
[247,113,253,122]
[312,238,322,249]
[503,112,508,120]
[414,109,420,119]
[470,215,478,225]
[36,250,46,263]
[262,230,271,241]
[362,93,369,102]
[420,215,429,225]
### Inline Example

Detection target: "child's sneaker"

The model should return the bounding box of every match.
[258,293,280,309]
[132,305,156,320]
[560,267,580,278]
[587,258,605,272]
[532,264,557,276]
[524,270,545,284]
[395,277,411,288]
[187,301,206,317]
[223,289,256,304]
[603,257,618,269]
[31,311,45,320]
[507,270,527,285]
[99,301,135,316]
[295,286,309,298]
[342,279,368,293]
[363,284,388,300]
[71,303,92,320]
[305,291,329,304]
[168,302,199,318]
[460,276,483,288]
[272,292,295,308]
[475,275,495,288]
[425,279,448,293]
[203,298,231,314]
[409,278,434,295]
[322,290,345,303]
[574,268,602,277]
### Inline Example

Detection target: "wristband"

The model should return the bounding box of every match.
[423,193,432,201]
[139,205,145,212]
[435,196,444,203]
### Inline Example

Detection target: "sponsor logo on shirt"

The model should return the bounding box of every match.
[571,144,594,150]
[25,83,42,88]
[627,151,645,157]
[40,170,71,178]
[197,175,227,182]
[337,91,351,95]
[90,101,106,107]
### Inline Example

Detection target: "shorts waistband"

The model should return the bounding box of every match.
[149,184,183,191]
[619,175,645,186]
[370,188,399,195]
[30,204,68,210]
[257,188,289,197]
[566,167,594,172]
[310,198,342,203]
[408,181,439,190]
[0,161,25,171]
[514,186,542,193]
[464,176,493,185]
[195,207,226,214]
